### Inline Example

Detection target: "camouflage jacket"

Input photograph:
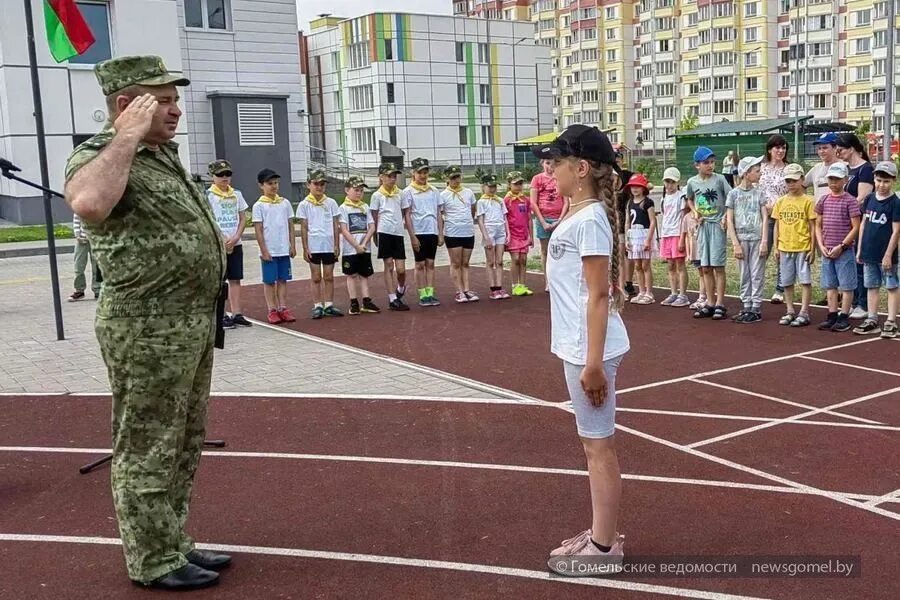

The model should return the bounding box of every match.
[65,126,225,317]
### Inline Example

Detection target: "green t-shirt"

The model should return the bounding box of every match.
[686,173,732,224]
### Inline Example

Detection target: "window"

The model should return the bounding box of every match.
[606,28,616,40]
[699,54,711,69]
[479,84,491,105]
[658,39,671,53]
[583,110,599,124]
[688,13,699,27]
[539,18,555,31]
[744,27,759,43]
[812,94,828,109]
[481,125,493,145]
[790,18,805,35]
[352,127,376,152]
[699,6,710,20]
[746,101,759,116]
[607,70,618,83]
[809,42,831,57]
[606,49,617,62]
[386,83,395,104]
[699,30,710,45]
[657,105,675,120]
[746,77,759,91]
[781,99,790,114]
[856,9,872,26]
[781,74,790,89]
[687,36,698,50]
[855,66,871,81]
[331,51,341,71]
[745,52,759,67]
[583,28,597,40]
[875,1,888,18]
[790,70,806,86]
[656,83,675,97]
[455,42,465,62]
[809,67,832,83]
[713,100,735,115]
[478,43,490,64]
[699,101,711,117]
[349,42,370,69]
[780,25,791,40]
[388,126,397,146]
[457,84,466,104]
[713,2,733,18]
[584,90,599,103]
[713,27,734,42]
[608,91,618,103]
[657,61,675,75]
[184,0,229,30]
[699,77,711,93]
[745,2,759,17]
[582,48,598,62]
[687,59,699,73]
[582,69,598,82]
[714,52,735,67]
[608,112,618,124]
[349,85,373,110]
[808,15,829,31]
[384,39,394,61]
[855,93,871,108]
[874,89,886,104]
[855,38,871,55]
[237,104,274,146]
[605,6,618,19]
[458,126,468,145]
[875,59,886,76]
[334,91,341,109]
[714,75,734,90]
[875,30,887,48]
[688,82,700,95]
[580,7,596,19]
[70,2,113,64]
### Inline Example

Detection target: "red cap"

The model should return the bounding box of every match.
[626,173,650,190]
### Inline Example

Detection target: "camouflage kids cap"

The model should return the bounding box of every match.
[411,157,431,172]
[308,169,328,183]
[481,174,498,185]
[507,171,526,184]
[208,159,232,176]
[378,162,402,175]
[94,55,190,96]
[444,165,462,178]
[345,176,368,188]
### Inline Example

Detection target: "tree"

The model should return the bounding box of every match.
[855,120,871,137]
[676,113,699,133]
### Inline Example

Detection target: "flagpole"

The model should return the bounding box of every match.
[23,0,65,341]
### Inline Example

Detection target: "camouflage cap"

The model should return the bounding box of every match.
[444,165,462,178]
[94,55,190,97]
[208,159,232,176]
[308,169,328,183]
[507,171,526,184]
[411,157,431,172]
[481,174,498,185]
[379,162,402,175]
[345,176,368,188]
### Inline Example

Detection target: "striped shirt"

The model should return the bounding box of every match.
[815,191,860,249]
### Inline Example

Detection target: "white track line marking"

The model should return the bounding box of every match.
[865,488,900,507]
[616,338,881,396]
[2,445,894,504]
[688,379,883,425]
[63,391,532,406]
[687,386,900,449]
[799,355,900,379]
[0,534,772,600]
[618,407,900,432]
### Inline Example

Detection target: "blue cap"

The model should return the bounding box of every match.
[814,132,839,146]
[693,146,715,162]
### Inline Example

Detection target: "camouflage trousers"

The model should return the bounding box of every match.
[95,311,216,583]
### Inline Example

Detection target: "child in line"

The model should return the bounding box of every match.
[686,146,733,320]
[476,173,510,299]
[773,164,817,327]
[370,162,412,311]
[624,173,656,304]
[683,210,707,309]
[252,168,296,324]
[339,176,380,315]
[725,156,768,323]
[403,157,444,307]
[658,167,689,307]
[854,161,900,337]
[206,159,250,328]
[505,171,534,296]
[441,166,480,302]
[815,162,860,333]
[296,170,343,319]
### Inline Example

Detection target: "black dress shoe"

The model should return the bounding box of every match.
[134,563,219,590]
[186,549,232,571]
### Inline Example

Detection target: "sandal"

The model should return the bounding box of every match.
[693,305,713,319]
[790,313,810,327]
[779,313,796,326]
[712,305,728,320]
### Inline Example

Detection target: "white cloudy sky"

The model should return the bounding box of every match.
[296,0,452,32]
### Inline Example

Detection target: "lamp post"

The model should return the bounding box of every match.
[512,37,528,143]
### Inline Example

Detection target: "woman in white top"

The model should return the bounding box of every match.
[722,150,736,188]
[533,125,630,576]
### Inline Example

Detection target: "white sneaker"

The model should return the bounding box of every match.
[849,307,868,320]
[548,529,625,577]
[636,294,655,305]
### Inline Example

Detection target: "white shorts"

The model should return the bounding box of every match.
[485,224,507,246]
[626,226,656,260]
[563,355,623,439]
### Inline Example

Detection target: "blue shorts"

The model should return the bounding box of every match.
[536,217,558,240]
[697,221,727,267]
[780,251,812,286]
[863,263,899,290]
[261,255,292,285]
[820,250,857,291]
[563,354,623,439]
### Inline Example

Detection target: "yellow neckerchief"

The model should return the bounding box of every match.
[378,185,401,198]
[306,193,326,207]
[505,191,527,202]
[257,194,283,204]
[480,193,501,202]
[208,185,236,200]
[409,181,434,193]
[446,184,466,203]
[343,197,366,210]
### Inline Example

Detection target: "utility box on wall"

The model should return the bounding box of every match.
[208,91,292,203]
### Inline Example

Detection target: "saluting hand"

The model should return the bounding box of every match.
[114,93,158,141]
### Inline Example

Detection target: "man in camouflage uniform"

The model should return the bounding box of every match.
[64,56,229,590]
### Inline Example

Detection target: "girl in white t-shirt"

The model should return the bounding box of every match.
[533,125,630,576]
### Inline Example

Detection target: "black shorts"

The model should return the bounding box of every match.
[377,233,406,260]
[309,252,336,265]
[413,234,439,262]
[225,244,244,281]
[342,252,374,277]
[445,236,475,250]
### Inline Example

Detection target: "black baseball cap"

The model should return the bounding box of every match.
[257,168,280,183]
[531,125,621,174]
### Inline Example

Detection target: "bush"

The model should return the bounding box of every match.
[521,164,541,182]
[473,166,486,182]
[632,158,662,181]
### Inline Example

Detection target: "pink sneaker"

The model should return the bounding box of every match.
[489,290,503,300]
[455,292,469,303]
[500,289,511,299]
[547,530,625,577]
[278,307,297,323]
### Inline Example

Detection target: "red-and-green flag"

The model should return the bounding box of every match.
[43,0,95,63]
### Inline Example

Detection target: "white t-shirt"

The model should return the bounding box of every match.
[370,188,411,236]
[339,203,374,255]
[251,197,294,257]
[476,197,507,228]
[805,162,833,205]
[441,187,477,237]
[404,185,444,235]
[547,203,630,365]
[295,196,341,254]
[659,190,687,237]
[207,187,249,245]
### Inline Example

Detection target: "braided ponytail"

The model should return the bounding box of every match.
[587,162,626,312]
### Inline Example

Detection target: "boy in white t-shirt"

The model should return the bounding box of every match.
[403,157,445,307]
[251,168,296,325]
[370,162,412,311]
[440,165,479,302]
[475,173,510,299]
[206,159,251,328]
[296,169,343,319]
[339,176,380,315]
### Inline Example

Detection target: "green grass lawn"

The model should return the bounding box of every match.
[0,225,73,244]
